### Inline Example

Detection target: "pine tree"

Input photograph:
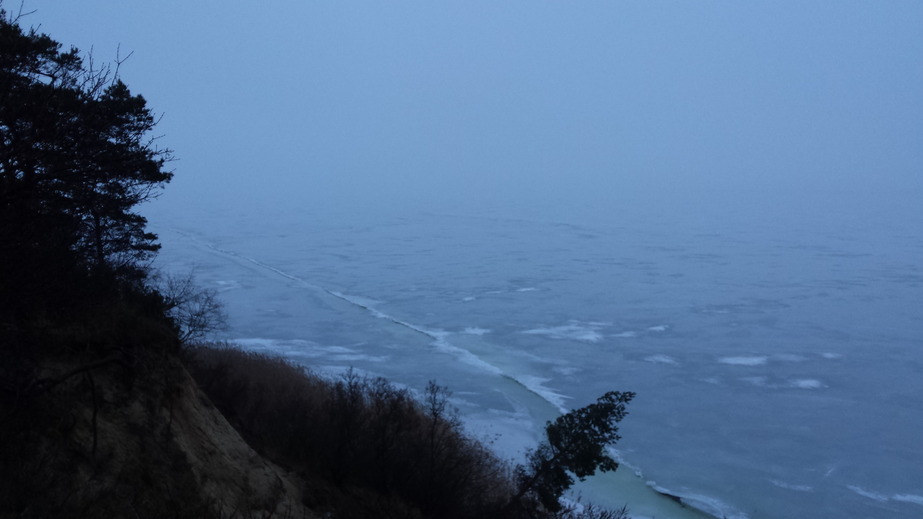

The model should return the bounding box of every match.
[1,6,172,315]
[511,391,636,514]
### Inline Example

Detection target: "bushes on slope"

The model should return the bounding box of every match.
[185,345,513,519]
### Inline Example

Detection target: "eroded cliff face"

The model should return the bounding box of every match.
[1,354,313,519]
[165,364,311,517]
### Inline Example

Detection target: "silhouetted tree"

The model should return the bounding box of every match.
[511,391,636,514]
[157,271,228,343]
[0,5,172,316]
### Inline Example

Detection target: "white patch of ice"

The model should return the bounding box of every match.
[463,327,491,335]
[329,291,383,308]
[329,291,391,319]
[821,352,843,359]
[674,492,750,519]
[719,356,768,366]
[893,494,923,506]
[330,353,387,362]
[647,324,669,332]
[788,379,824,389]
[770,479,813,492]
[522,322,604,343]
[612,331,637,338]
[644,354,678,365]
[844,487,923,507]
[510,375,570,412]
[848,485,890,502]
[644,482,749,519]
[516,287,538,292]
[461,296,477,302]
[215,279,242,291]
[418,327,504,375]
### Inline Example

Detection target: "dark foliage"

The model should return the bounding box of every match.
[157,271,229,344]
[513,391,636,514]
[0,5,172,327]
[185,345,516,519]
[0,2,179,426]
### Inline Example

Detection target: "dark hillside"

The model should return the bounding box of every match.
[0,340,311,518]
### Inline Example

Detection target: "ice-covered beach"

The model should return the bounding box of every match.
[149,190,923,519]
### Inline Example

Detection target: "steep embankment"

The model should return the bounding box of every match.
[0,351,313,518]
[150,362,311,517]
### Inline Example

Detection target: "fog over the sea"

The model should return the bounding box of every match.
[27,1,922,221]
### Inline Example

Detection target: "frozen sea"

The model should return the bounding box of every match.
[148,187,922,519]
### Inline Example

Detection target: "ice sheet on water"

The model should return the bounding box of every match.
[419,328,505,375]
[329,291,389,319]
[740,376,825,389]
[645,482,749,519]
[845,487,923,508]
[149,201,923,519]
[740,376,769,387]
[787,378,824,389]
[893,494,923,506]
[521,320,606,343]
[769,480,813,492]
[718,356,768,366]
[644,354,678,365]
[848,485,891,502]
[215,280,242,291]
[509,374,570,412]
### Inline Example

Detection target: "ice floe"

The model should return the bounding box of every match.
[770,479,813,492]
[848,485,890,502]
[787,378,824,389]
[522,321,605,343]
[644,354,678,365]
[893,494,923,506]
[718,356,768,366]
[847,486,923,507]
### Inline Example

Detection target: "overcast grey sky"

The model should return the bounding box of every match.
[23,1,923,218]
